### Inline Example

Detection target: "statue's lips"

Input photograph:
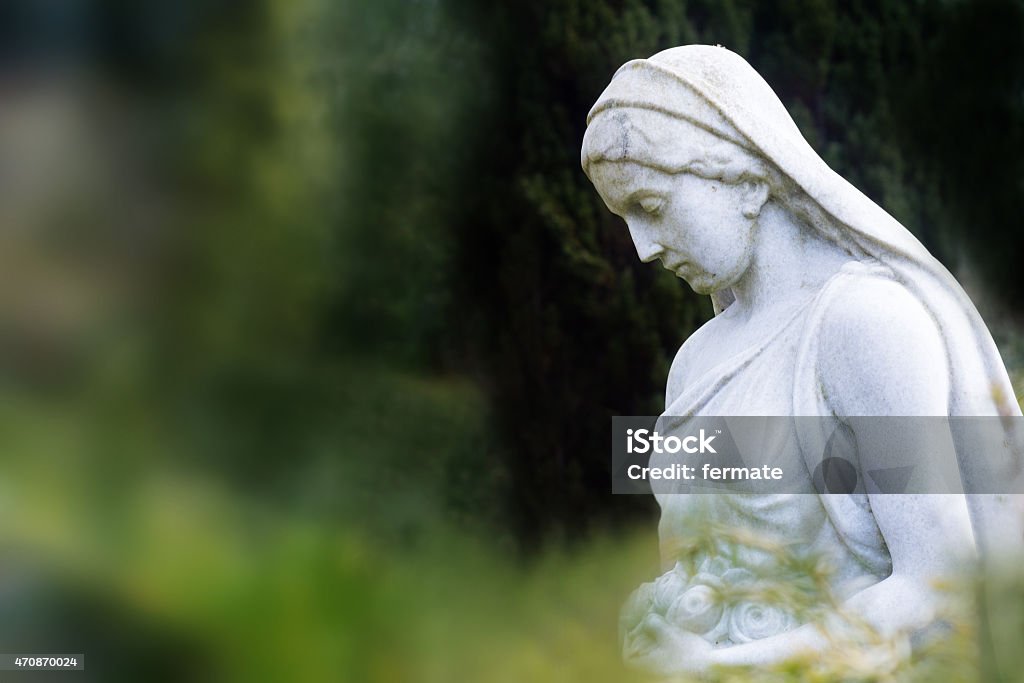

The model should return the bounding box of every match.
[663,259,691,276]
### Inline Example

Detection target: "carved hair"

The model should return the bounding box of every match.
[581,107,864,263]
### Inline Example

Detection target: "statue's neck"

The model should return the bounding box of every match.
[726,202,849,320]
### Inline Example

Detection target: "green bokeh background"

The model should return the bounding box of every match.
[1,1,1023,680]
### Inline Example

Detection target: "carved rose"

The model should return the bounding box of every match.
[651,563,689,614]
[666,585,723,634]
[621,557,807,649]
[727,601,796,643]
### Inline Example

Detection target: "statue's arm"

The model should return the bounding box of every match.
[707,278,976,667]
[816,276,950,417]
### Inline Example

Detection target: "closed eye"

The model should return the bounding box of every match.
[638,196,665,215]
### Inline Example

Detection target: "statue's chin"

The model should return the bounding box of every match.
[682,268,742,297]
[684,275,721,296]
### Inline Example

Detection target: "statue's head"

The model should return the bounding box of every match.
[581,47,849,298]
[582,106,775,295]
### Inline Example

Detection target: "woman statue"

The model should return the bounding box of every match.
[581,45,1022,674]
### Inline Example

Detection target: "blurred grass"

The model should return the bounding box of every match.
[2,409,658,681]
[0,360,664,682]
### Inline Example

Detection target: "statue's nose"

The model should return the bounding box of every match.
[634,236,664,263]
[637,244,664,263]
[628,223,663,263]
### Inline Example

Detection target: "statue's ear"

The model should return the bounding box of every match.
[740,179,770,219]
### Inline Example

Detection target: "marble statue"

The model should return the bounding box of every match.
[581,45,1023,675]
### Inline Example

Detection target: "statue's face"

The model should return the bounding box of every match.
[587,160,758,295]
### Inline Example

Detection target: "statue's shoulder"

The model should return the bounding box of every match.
[816,261,949,416]
[819,262,938,343]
